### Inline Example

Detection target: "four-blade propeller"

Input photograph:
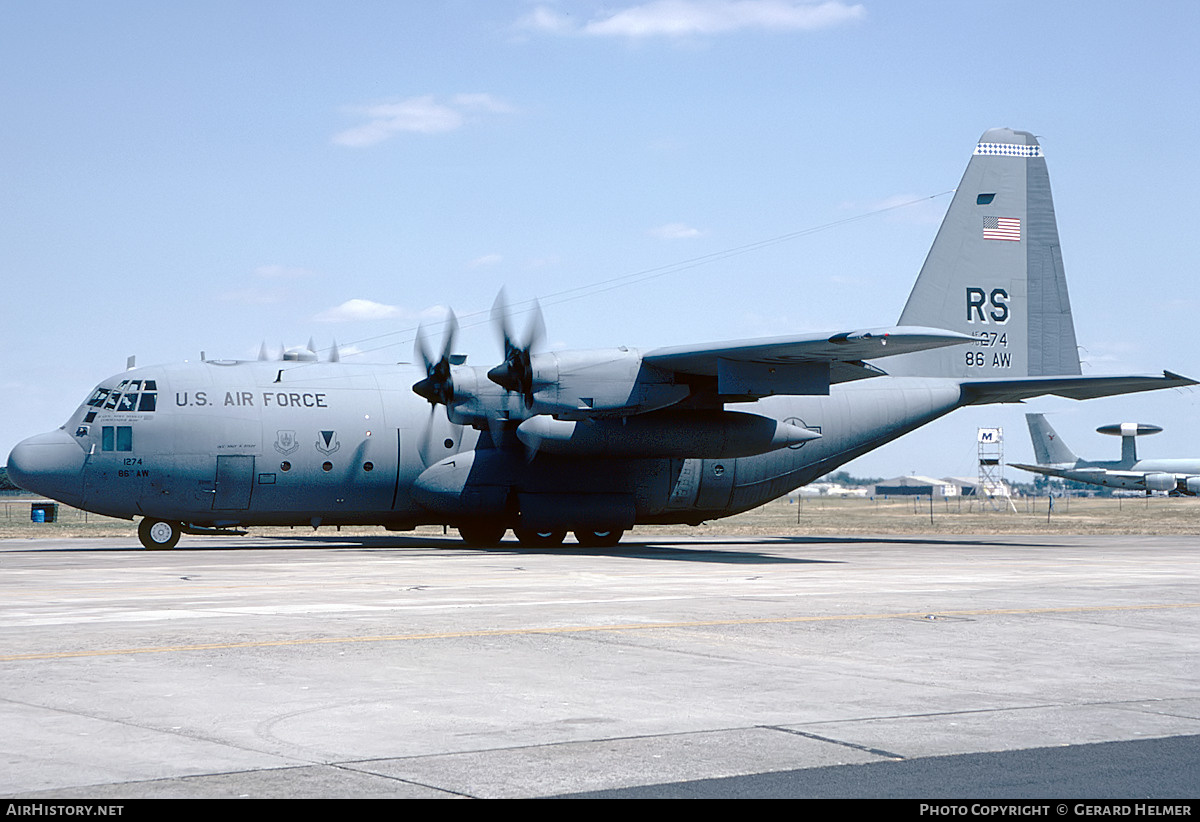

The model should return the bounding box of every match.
[487,289,545,408]
[409,291,548,462]
[412,309,459,407]
[409,290,547,411]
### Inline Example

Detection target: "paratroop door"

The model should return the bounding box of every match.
[213,455,254,510]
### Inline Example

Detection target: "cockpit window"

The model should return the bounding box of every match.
[85,379,158,414]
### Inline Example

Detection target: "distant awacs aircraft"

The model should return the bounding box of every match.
[7,128,1195,549]
[1013,414,1200,495]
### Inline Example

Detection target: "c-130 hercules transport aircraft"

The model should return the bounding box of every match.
[8,128,1195,549]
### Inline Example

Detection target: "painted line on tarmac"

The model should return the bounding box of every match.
[3,601,1199,662]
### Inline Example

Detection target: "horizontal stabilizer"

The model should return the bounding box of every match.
[1012,463,1105,475]
[1010,463,1064,478]
[960,371,1196,405]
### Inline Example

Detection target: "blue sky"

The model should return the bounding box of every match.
[4,1,1200,480]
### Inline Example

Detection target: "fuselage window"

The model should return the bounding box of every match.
[101,426,133,452]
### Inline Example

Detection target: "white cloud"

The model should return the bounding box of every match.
[315,299,449,324]
[650,222,703,239]
[333,94,515,148]
[316,299,404,322]
[468,253,504,268]
[518,5,577,35]
[520,1,866,38]
[450,93,515,114]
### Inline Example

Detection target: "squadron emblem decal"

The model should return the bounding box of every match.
[315,430,341,455]
[273,430,299,455]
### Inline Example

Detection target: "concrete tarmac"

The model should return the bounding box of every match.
[1,531,1198,799]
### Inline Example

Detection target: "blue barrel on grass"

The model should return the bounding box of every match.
[31,503,57,523]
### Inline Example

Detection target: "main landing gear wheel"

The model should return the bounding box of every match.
[513,528,567,547]
[139,518,181,550]
[457,522,507,547]
[574,529,624,548]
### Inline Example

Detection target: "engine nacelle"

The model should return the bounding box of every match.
[1142,472,1177,492]
[438,352,693,428]
[443,367,526,429]
[528,348,690,419]
[1184,476,1200,495]
[516,411,820,458]
[412,449,514,519]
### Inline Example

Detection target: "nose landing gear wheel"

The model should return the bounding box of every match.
[138,518,181,550]
[574,529,624,548]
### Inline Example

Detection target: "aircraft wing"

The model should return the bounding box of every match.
[1010,463,1106,479]
[644,326,973,396]
[960,372,1197,405]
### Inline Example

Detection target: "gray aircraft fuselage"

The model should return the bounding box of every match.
[21,359,962,529]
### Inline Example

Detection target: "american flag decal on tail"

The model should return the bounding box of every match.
[983,216,1021,242]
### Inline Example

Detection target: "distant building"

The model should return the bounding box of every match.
[789,482,870,499]
[874,476,957,498]
[946,476,1014,498]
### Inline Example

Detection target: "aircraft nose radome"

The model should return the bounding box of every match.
[6,429,86,503]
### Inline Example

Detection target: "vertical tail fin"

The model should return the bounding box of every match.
[887,128,1081,379]
[1026,413,1078,465]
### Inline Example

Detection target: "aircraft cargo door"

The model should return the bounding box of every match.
[213,455,254,510]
